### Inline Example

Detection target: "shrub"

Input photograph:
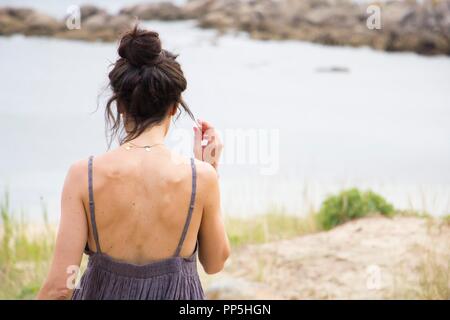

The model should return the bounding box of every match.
[316,188,395,230]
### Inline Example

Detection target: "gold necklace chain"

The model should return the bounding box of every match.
[124,142,164,152]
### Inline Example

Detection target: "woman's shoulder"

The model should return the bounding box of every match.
[67,157,90,176]
[193,158,216,176]
[65,153,110,181]
[168,151,218,183]
[61,157,91,196]
[192,158,218,188]
[64,153,115,192]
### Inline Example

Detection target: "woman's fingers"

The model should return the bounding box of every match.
[193,119,223,170]
[193,126,203,160]
[198,119,214,134]
[203,128,223,169]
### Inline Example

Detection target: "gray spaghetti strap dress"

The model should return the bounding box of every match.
[72,156,205,300]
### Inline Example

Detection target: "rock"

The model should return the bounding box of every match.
[381,1,417,29]
[83,13,110,33]
[23,12,63,36]
[304,6,360,28]
[79,5,107,20]
[121,2,183,20]
[198,11,234,30]
[388,30,450,55]
[315,66,350,73]
[1,0,449,55]
[1,7,34,20]
[194,0,450,55]
[433,0,450,31]
[181,0,216,19]
[0,10,26,34]
[108,14,135,33]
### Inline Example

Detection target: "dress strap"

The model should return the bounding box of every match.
[174,158,197,257]
[88,156,102,253]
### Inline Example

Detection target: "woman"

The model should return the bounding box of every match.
[37,26,230,300]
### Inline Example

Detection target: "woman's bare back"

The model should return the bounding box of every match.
[84,147,203,264]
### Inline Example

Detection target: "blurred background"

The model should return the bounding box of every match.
[0,0,449,299]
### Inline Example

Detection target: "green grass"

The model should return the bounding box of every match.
[0,191,55,299]
[316,188,395,230]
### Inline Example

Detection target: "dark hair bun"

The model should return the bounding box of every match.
[106,25,194,147]
[118,26,162,67]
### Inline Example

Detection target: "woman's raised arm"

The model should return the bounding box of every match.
[193,120,230,274]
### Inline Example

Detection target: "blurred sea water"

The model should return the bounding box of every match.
[0,14,449,220]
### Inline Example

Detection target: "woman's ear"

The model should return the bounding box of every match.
[117,100,125,115]
[170,103,178,116]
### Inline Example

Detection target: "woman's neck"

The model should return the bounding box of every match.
[129,123,168,146]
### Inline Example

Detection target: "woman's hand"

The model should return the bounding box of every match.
[193,119,223,171]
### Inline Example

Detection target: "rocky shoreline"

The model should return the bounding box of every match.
[1,0,449,55]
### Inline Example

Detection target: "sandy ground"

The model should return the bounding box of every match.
[202,216,450,299]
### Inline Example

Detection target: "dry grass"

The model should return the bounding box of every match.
[389,219,450,300]
[391,250,449,299]
[413,250,449,299]
[225,209,319,247]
